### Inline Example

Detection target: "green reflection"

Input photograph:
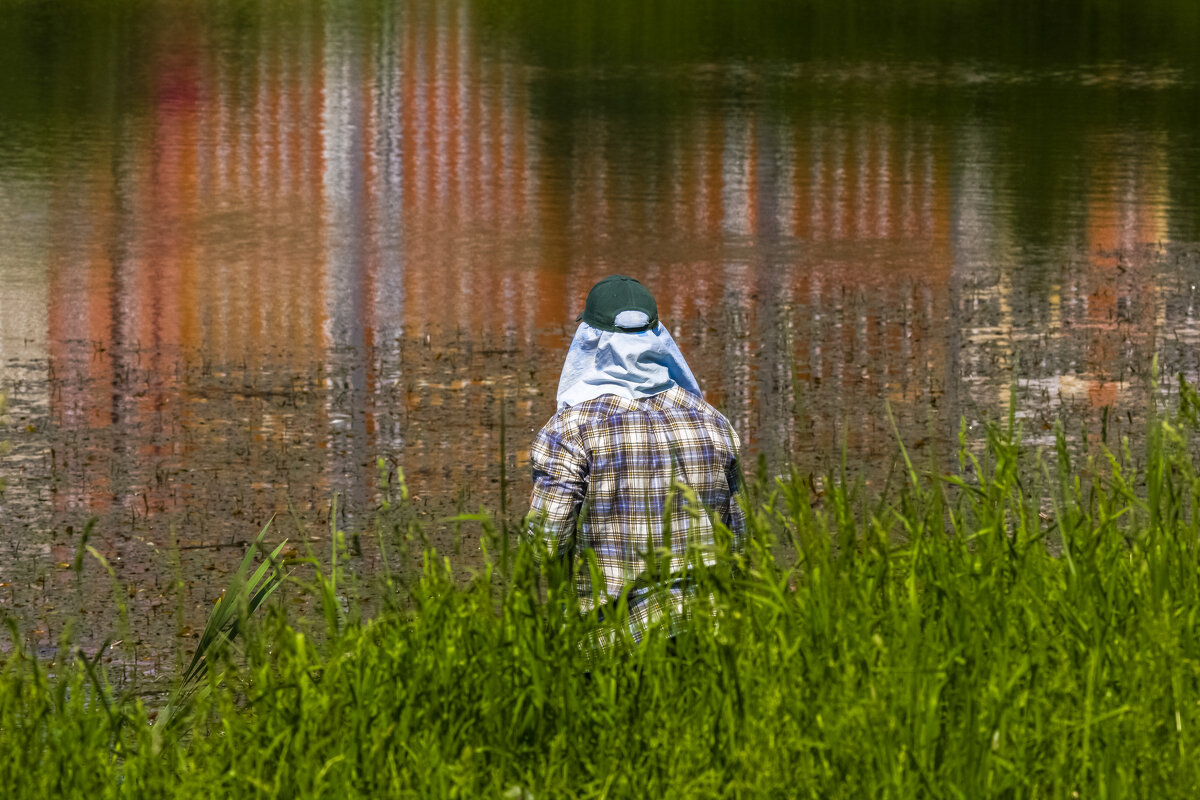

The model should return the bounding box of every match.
[477,0,1200,69]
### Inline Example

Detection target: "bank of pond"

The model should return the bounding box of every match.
[5,391,1200,798]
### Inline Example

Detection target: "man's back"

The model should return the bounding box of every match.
[528,385,744,636]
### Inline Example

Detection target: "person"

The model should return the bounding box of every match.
[526,275,745,647]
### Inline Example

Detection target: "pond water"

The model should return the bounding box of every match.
[2,0,1200,669]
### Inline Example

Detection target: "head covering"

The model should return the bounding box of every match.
[578,275,659,333]
[556,276,702,409]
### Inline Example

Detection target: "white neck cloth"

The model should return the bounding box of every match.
[555,320,703,410]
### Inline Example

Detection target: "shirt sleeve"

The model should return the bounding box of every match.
[725,426,747,554]
[527,415,589,560]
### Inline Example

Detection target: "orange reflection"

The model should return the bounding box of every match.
[1085,134,1168,408]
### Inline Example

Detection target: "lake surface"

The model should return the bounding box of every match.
[2,0,1200,668]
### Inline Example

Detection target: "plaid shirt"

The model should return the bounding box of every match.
[526,386,745,641]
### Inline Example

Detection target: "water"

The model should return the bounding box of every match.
[2,0,1200,666]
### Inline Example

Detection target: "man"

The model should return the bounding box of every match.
[526,275,745,645]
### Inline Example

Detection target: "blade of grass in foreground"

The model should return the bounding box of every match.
[152,518,287,739]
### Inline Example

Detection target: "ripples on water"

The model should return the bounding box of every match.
[1,0,1199,667]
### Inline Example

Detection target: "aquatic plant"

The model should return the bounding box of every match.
[0,390,8,493]
[150,519,288,739]
[5,387,1200,796]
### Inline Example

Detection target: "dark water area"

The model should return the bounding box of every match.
[3,0,1200,672]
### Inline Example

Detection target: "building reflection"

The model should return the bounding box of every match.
[1081,133,1169,408]
[0,0,1187,572]
[42,6,329,522]
[951,125,1172,433]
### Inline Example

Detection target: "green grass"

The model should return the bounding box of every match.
[6,385,1200,797]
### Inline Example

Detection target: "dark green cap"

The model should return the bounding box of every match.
[577,275,659,333]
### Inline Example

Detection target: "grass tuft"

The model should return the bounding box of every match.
[6,390,1200,796]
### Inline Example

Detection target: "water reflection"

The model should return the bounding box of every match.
[1,0,1200,664]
